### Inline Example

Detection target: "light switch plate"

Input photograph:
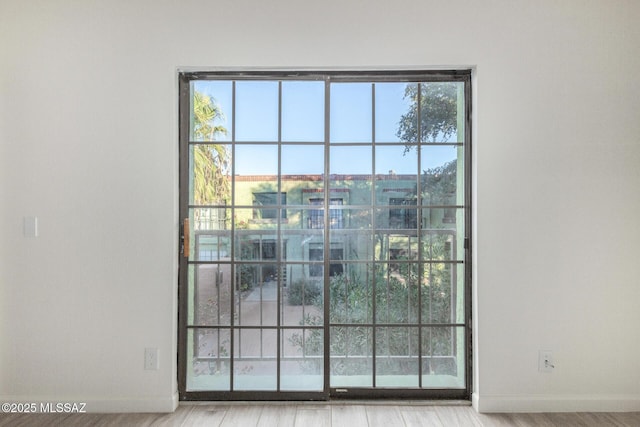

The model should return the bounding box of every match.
[24,216,38,237]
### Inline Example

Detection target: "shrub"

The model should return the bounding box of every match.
[290,268,457,375]
[287,279,322,306]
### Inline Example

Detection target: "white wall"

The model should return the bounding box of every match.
[1,0,639,413]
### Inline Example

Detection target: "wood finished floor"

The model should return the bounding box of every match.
[1,402,639,426]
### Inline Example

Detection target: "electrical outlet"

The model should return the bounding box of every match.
[538,350,554,373]
[144,348,159,370]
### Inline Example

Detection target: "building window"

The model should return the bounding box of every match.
[389,198,417,229]
[194,206,227,230]
[309,198,343,229]
[443,208,455,223]
[309,246,323,277]
[309,245,343,277]
[253,192,286,219]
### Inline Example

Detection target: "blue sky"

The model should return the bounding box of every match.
[193,80,458,175]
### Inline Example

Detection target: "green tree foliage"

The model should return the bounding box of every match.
[193,91,227,141]
[423,159,457,206]
[394,82,460,206]
[396,82,459,144]
[192,91,230,205]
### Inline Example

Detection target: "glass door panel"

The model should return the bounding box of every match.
[330,326,373,388]
[281,328,324,391]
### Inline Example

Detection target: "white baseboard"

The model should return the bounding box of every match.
[0,392,179,413]
[472,393,640,413]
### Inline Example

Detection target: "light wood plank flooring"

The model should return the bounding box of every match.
[1,402,639,426]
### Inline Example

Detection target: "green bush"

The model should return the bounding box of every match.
[290,266,457,375]
[287,279,322,306]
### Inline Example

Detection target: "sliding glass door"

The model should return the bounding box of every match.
[178,71,471,400]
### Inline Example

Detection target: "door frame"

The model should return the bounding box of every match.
[177,70,472,401]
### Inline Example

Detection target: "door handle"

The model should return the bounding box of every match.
[181,218,190,258]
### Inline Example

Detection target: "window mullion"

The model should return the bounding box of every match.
[323,77,331,395]
[276,80,283,392]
